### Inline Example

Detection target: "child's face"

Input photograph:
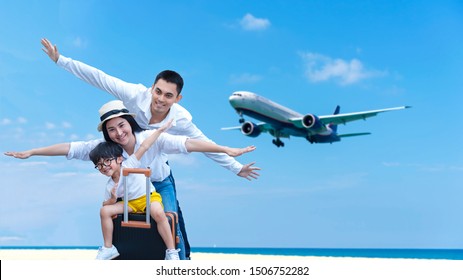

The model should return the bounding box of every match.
[94,157,120,177]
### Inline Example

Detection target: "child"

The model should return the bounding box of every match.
[89,120,179,260]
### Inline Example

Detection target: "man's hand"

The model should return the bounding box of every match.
[41,38,59,63]
[237,162,261,181]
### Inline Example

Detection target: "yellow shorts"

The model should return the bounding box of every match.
[120,192,163,213]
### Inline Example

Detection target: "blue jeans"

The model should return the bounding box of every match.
[153,174,186,260]
[167,172,191,259]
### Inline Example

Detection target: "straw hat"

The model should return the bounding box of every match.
[97,100,136,131]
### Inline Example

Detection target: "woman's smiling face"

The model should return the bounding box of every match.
[105,117,133,146]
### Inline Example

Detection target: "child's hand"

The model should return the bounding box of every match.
[110,183,118,199]
[158,119,174,133]
[225,145,256,157]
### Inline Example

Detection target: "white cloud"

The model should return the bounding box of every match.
[55,132,66,138]
[0,236,23,243]
[450,166,463,171]
[52,172,80,178]
[167,154,198,166]
[17,117,27,124]
[1,117,28,126]
[240,13,270,31]
[45,122,56,129]
[69,134,80,141]
[301,52,387,85]
[85,133,98,140]
[62,121,72,129]
[13,127,24,135]
[72,36,88,49]
[1,118,11,125]
[18,161,49,167]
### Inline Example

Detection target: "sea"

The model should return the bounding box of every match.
[1,246,462,260]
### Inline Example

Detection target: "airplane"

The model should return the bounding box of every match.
[221,91,410,147]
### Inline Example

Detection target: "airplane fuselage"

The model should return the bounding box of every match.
[224,91,408,147]
[229,91,336,145]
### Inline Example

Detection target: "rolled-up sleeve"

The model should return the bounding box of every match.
[157,133,189,154]
[66,139,104,161]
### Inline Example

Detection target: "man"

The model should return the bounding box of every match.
[41,38,261,259]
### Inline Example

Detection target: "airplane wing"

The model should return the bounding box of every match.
[221,122,291,138]
[221,125,244,131]
[221,122,270,132]
[338,132,371,138]
[318,106,411,125]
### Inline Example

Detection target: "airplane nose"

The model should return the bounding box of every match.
[229,91,251,106]
[229,95,237,106]
[229,92,239,104]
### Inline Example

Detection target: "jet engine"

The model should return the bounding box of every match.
[302,114,324,132]
[241,121,261,137]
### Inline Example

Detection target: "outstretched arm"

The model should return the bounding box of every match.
[185,139,256,157]
[41,38,59,63]
[41,38,144,104]
[4,143,70,159]
[134,120,173,161]
[169,116,261,180]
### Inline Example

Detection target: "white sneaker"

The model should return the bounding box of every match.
[165,248,180,260]
[96,245,120,260]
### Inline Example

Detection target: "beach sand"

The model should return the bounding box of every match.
[0,249,318,260]
[1,249,462,280]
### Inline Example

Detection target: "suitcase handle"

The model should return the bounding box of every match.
[121,167,152,229]
[122,168,151,177]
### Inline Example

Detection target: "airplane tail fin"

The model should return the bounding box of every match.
[329,105,341,132]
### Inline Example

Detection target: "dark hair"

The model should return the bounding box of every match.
[155,70,184,94]
[102,115,144,143]
[89,141,123,165]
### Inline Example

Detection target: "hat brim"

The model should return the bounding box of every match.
[97,112,136,131]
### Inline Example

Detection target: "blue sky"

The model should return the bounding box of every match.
[1,0,462,249]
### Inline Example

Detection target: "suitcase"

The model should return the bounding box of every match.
[112,168,179,260]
